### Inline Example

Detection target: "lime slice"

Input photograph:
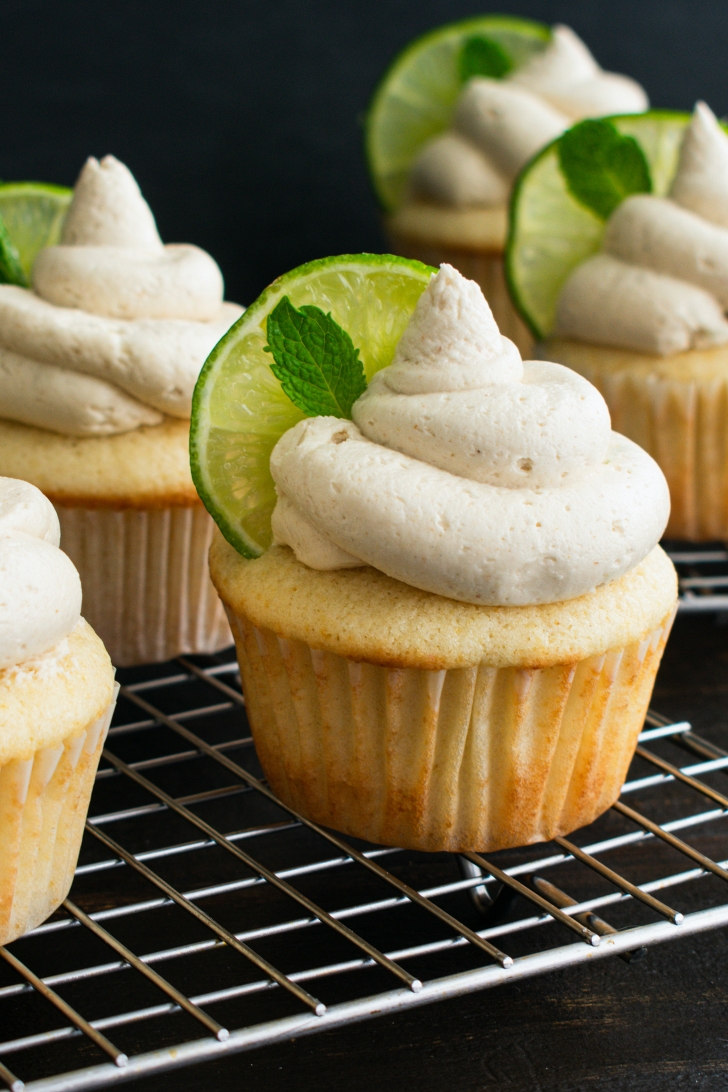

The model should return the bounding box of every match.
[506,111,693,340]
[366,16,551,212]
[191,253,435,557]
[0,182,72,282]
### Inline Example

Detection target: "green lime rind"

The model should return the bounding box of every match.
[366,15,551,212]
[0,182,72,281]
[506,111,696,341]
[0,215,26,286]
[191,253,435,558]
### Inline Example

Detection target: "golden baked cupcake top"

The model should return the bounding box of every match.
[212,534,675,670]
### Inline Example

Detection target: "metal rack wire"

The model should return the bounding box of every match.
[669,544,728,612]
[1,649,728,1092]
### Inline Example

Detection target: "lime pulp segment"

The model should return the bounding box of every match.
[0,182,72,281]
[191,254,435,558]
[506,112,694,341]
[365,16,551,212]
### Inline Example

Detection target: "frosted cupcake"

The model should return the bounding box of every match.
[368,21,647,356]
[196,257,676,853]
[0,476,116,944]
[537,104,728,541]
[0,156,243,664]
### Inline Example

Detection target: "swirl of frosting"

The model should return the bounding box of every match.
[0,156,243,436]
[509,25,647,119]
[270,265,669,606]
[409,26,648,210]
[451,81,568,182]
[34,243,224,321]
[556,103,728,354]
[0,477,82,669]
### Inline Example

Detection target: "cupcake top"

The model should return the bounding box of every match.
[0,156,243,436]
[410,26,647,211]
[270,264,669,606]
[0,476,81,669]
[556,103,728,354]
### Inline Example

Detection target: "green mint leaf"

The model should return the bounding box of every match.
[558,119,652,221]
[459,35,514,82]
[0,212,28,287]
[264,296,367,419]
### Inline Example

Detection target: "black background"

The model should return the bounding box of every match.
[1,0,727,305]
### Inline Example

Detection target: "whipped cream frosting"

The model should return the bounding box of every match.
[556,103,728,354]
[270,265,669,606]
[0,477,82,669]
[510,25,647,120]
[0,156,243,437]
[409,25,648,210]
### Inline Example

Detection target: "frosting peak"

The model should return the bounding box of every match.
[510,25,648,119]
[385,264,522,392]
[271,266,669,606]
[0,155,243,436]
[61,156,163,250]
[556,103,728,355]
[669,102,728,228]
[513,25,599,89]
[33,156,223,321]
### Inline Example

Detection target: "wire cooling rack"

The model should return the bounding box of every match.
[1,645,728,1092]
[668,544,728,612]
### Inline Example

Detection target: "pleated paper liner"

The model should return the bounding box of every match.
[224,607,675,854]
[580,372,728,542]
[385,227,533,358]
[58,506,231,667]
[0,686,117,946]
[542,339,728,542]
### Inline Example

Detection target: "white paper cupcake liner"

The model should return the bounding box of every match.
[0,687,117,945]
[57,506,231,666]
[581,368,728,541]
[225,607,675,853]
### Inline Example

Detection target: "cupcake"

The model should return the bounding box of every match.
[194,256,676,853]
[0,476,116,944]
[368,20,647,357]
[532,104,728,541]
[0,156,243,664]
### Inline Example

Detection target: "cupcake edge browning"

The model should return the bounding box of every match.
[0,618,114,764]
[0,417,199,507]
[210,534,677,672]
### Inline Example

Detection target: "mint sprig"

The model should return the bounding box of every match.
[459,35,514,82]
[0,212,28,287]
[264,296,367,419]
[558,119,652,221]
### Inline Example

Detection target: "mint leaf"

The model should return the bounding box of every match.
[264,296,367,419]
[558,119,652,221]
[459,35,513,82]
[0,212,27,287]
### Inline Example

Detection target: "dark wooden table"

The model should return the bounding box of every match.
[128,612,728,1092]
